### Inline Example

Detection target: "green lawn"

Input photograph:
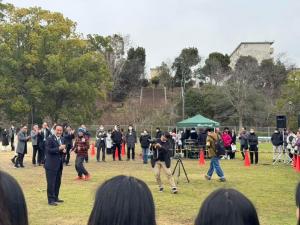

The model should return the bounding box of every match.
[0,143,299,225]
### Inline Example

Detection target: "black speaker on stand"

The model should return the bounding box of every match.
[298,114,300,128]
[276,115,287,129]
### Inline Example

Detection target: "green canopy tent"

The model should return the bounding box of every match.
[176,114,220,128]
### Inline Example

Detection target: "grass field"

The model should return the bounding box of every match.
[0,143,299,225]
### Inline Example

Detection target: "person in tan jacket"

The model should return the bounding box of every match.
[204,128,226,182]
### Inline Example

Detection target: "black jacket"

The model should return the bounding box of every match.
[190,131,198,140]
[155,131,162,139]
[44,135,64,171]
[198,131,207,146]
[38,128,51,149]
[140,134,151,148]
[271,132,283,146]
[63,132,75,147]
[111,130,122,144]
[151,139,171,168]
[248,133,258,146]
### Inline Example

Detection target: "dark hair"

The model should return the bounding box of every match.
[0,170,28,225]
[88,175,156,225]
[195,188,259,225]
[54,124,63,129]
[206,128,213,133]
[162,131,171,139]
[296,182,300,225]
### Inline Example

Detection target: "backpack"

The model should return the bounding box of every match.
[215,135,226,156]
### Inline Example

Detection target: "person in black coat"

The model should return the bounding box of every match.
[271,129,283,162]
[248,128,259,164]
[44,124,66,206]
[125,125,137,161]
[9,125,16,151]
[198,128,207,157]
[38,122,51,165]
[155,128,162,139]
[1,128,9,151]
[151,132,177,194]
[63,126,75,166]
[111,125,122,161]
[140,130,151,164]
[190,128,198,140]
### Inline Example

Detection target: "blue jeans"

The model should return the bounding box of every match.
[207,156,225,178]
[142,147,149,163]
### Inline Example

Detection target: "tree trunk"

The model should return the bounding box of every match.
[238,114,243,132]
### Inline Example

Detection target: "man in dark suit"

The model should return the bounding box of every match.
[38,122,51,165]
[45,124,66,206]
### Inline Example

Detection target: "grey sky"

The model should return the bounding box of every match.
[4,0,300,71]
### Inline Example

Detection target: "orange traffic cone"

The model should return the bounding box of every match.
[199,150,205,165]
[121,143,126,156]
[293,154,297,170]
[296,155,300,172]
[91,144,95,157]
[115,148,119,160]
[244,151,250,167]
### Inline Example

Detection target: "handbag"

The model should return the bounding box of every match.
[231,144,237,152]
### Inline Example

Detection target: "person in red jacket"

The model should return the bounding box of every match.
[221,128,232,159]
[73,128,90,181]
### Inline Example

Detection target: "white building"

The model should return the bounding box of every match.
[230,42,274,69]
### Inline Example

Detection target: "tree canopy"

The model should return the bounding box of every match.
[0,5,111,124]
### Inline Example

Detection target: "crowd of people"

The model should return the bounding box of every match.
[1,123,300,206]
[0,170,299,225]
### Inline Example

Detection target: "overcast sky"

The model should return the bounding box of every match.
[4,0,300,71]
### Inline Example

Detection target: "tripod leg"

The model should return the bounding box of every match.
[179,159,190,183]
[172,160,180,175]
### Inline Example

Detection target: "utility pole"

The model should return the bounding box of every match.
[181,64,186,120]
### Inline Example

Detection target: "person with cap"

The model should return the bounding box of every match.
[80,124,91,163]
[73,128,91,180]
[111,125,123,161]
[96,125,107,162]
[204,128,226,182]
[151,132,178,194]
[125,125,137,161]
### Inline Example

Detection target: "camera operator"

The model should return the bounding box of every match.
[151,132,178,194]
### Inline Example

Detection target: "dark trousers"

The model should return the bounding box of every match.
[10,137,15,151]
[250,145,258,164]
[97,142,106,161]
[240,145,248,160]
[45,169,62,203]
[15,153,24,167]
[63,145,72,165]
[75,155,88,177]
[39,142,46,164]
[127,146,135,160]
[112,143,122,160]
[32,145,39,164]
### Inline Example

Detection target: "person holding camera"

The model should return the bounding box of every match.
[151,132,178,194]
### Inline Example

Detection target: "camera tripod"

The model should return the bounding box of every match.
[172,158,190,184]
